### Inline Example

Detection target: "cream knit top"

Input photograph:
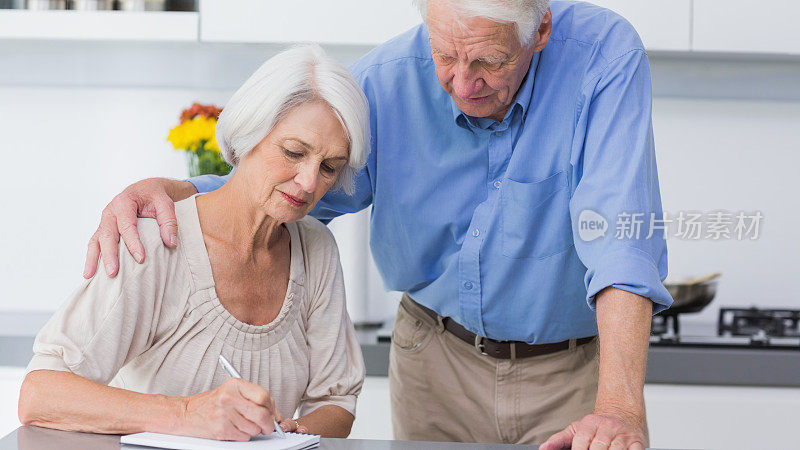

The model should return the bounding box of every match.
[27,195,365,419]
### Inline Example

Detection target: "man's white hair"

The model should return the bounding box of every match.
[216,43,370,195]
[413,0,550,47]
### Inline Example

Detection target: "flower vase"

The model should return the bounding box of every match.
[186,142,232,177]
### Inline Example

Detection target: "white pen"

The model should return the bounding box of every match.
[218,354,286,438]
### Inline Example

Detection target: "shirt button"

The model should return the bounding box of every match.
[472,228,480,237]
[464,281,473,290]
[493,180,502,189]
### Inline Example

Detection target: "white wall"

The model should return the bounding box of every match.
[653,97,800,322]
[0,85,225,311]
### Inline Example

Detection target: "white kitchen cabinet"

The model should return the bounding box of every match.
[0,10,198,41]
[588,0,692,51]
[351,378,800,448]
[349,376,392,440]
[693,0,800,55]
[199,0,421,45]
[0,367,25,438]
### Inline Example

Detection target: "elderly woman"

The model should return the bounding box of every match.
[17,44,368,440]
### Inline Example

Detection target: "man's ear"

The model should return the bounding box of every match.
[532,8,553,53]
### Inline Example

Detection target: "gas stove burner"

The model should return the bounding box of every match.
[651,314,680,337]
[650,307,800,349]
[718,307,800,340]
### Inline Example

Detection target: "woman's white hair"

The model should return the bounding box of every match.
[216,43,370,195]
[413,0,550,47]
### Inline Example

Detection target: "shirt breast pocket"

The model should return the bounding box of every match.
[501,170,573,259]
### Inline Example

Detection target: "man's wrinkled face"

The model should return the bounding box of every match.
[427,1,539,121]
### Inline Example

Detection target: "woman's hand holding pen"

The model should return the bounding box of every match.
[178,378,281,441]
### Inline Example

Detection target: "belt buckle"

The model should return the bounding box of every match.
[474,335,488,356]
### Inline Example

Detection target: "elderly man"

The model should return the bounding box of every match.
[83,0,671,448]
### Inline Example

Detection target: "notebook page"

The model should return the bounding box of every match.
[121,431,319,450]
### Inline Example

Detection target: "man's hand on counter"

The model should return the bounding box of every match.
[541,287,652,450]
[540,410,647,450]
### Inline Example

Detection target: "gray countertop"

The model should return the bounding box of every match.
[0,426,536,450]
[2,312,799,387]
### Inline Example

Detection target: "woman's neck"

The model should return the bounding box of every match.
[195,174,285,260]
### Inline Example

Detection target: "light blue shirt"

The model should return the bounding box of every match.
[190,1,673,344]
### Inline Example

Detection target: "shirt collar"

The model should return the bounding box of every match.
[450,51,541,131]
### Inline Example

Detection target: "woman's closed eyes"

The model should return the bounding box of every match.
[282,147,338,175]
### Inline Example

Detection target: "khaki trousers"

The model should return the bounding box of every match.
[389,294,599,445]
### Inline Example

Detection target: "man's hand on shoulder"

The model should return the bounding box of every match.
[83,178,197,279]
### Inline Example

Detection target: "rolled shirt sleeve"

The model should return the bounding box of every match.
[569,49,673,314]
[297,221,366,417]
[187,172,231,194]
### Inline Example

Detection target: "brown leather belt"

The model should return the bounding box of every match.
[409,296,596,360]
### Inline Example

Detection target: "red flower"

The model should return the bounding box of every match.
[180,102,223,123]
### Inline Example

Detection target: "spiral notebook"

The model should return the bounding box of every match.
[121,431,320,450]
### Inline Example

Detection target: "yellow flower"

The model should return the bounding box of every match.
[167,116,219,153]
[205,133,220,153]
